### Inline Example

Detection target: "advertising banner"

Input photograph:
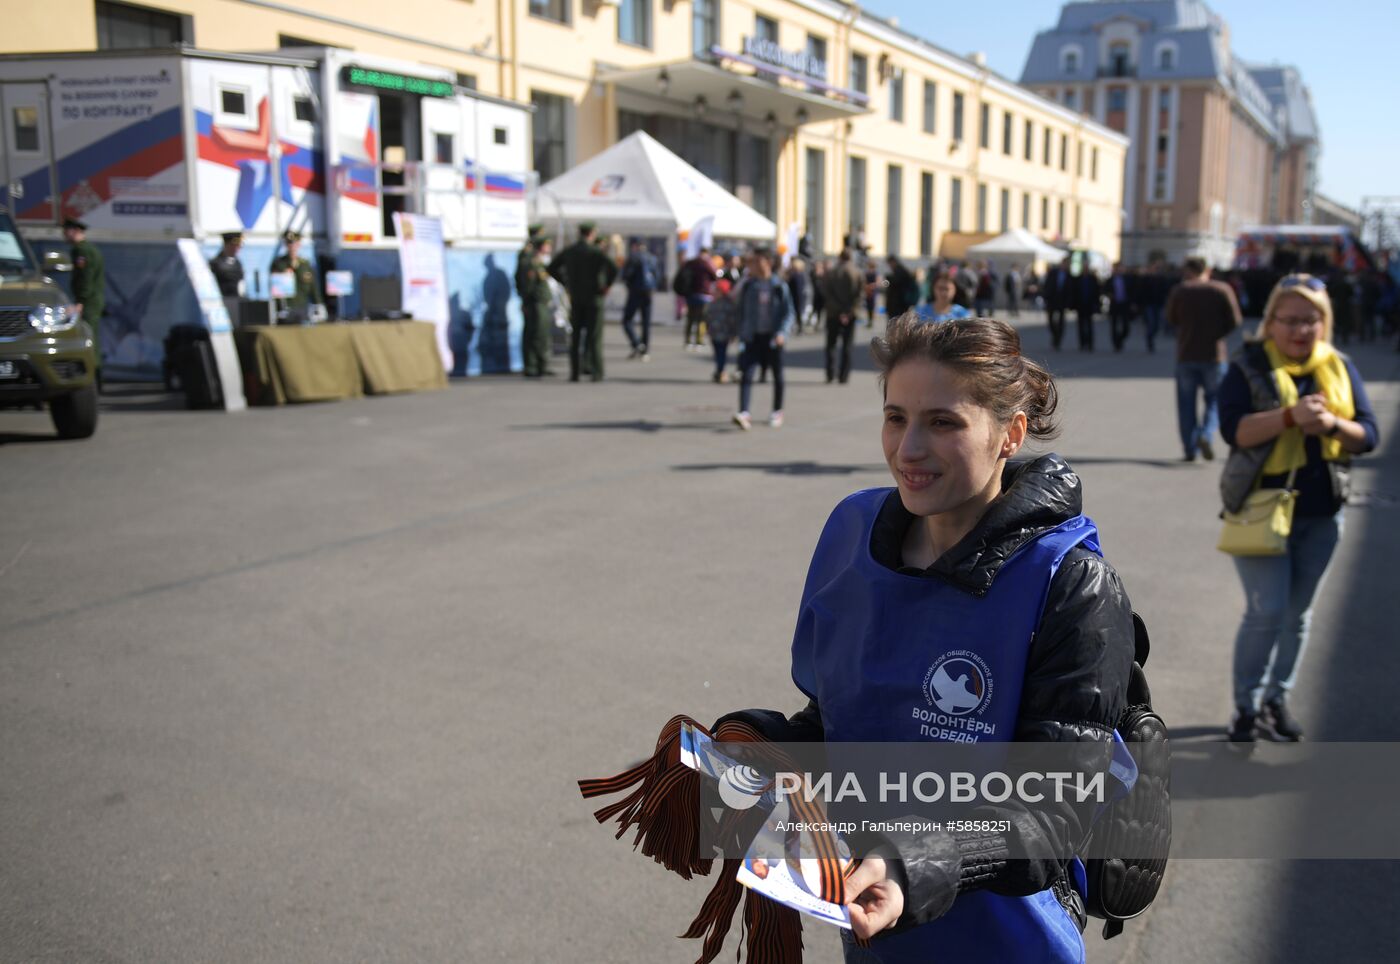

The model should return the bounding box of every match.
[393,212,451,370]
[176,238,247,412]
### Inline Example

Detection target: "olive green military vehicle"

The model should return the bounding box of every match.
[0,208,99,438]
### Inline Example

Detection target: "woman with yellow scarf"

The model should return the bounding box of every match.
[1218,274,1379,751]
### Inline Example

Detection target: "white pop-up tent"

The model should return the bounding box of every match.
[966,229,1068,267]
[533,131,777,242]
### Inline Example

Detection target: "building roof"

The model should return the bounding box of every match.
[1019,0,1313,146]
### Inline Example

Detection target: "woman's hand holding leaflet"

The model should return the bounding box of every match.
[845,857,905,939]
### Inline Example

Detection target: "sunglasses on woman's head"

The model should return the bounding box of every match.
[1279,275,1326,292]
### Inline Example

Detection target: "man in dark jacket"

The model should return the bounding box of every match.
[619,238,659,359]
[821,249,865,384]
[515,226,555,377]
[548,222,618,382]
[1107,262,1134,351]
[1043,258,1072,350]
[680,246,719,349]
[884,255,918,321]
[63,218,105,361]
[1075,269,1101,351]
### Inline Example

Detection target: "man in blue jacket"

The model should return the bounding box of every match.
[619,237,659,360]
[732,248,794,430]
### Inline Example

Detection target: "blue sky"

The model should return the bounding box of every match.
[864,0,1395,214]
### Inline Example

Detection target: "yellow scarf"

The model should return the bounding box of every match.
[1262,340,1354,475]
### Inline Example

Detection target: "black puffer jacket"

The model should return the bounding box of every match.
[722,454,1135,930]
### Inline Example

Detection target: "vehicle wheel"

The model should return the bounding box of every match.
[50,384,99,439]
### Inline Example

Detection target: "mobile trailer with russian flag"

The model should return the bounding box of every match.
[0,46,532,379]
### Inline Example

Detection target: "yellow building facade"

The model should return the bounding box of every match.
[11,0,1127,260]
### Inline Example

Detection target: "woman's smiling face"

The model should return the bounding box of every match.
[882,358,1013,518]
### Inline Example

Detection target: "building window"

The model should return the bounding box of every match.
[1023,119,1033,160]
[1108,42,1131,77]
[1076,142,1083,176]
[1043,127,1052,166]
[920,172,934,256]
[850,52,869,96]
[848,155,867,234]
[1002,111,1013,155]
[999,187,1010,231]
[1091,146,1098,180]
[12,107,39,152]
[1021,192,1030,229]
[1157,133,1168,153]
[805,35,828,92]
[457,73,478,90]
[96,0,190,48]
[433,132,454,165]
[1064,89,1077,110]
[886,164,903,255]
[493,127,508,145]
[530,90,570,183]
[976,183,988,232]
[1157,45,1175,70]
[1060,133,1068,171]
[1148,207,1172,230]
[889,72,904,122]
[922,80,936,134]
[1158,88,1171,112]
[693,0,718,57]
[618,0,651,47]
[949,177,963,232]
[1075,202,1082,238]
[952,92,965,142]
[1057,199,1066,235]
[1061,47,1080,74]
[292,96,315,124]
[753,15,779,82]
[1041,196,1050,230]
[978,103,989,148]
[529,0,570,25]
[1154,169,1167,200]
[1108,88,1127,112]
[805,147,826,252]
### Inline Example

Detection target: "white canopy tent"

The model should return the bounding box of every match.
[532,131,777,243]
[965,229,1068,268]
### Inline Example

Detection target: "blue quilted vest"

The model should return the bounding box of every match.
[791,488,1100,964]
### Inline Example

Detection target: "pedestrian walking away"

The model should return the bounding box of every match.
[675,246,718,349]
[1004,264,1023,317]
[619,237,659,359]
[63,218,105,373]
[705,276,739,383]
[822,248,865,384]
[1075,268,1101,351]
[1217,274,1379,751]
[883,254,919,322]
[973,261,997,317]
[1108,263,1134,351]
[1166,257,1241,461]
[1043,258,1071,350]
[1139,261,1171,353]
[733,247,794,430]
[548,222,618,382]
[515,224,555,377]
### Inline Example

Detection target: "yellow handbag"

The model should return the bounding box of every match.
[1217,467,1299,557]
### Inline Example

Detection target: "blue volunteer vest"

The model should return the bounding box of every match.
[791,488,1101,964]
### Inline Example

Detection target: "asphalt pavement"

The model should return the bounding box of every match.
[2,310,1398,963]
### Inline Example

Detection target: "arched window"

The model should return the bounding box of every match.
[1156,44,1176,70]
[1061,46,1081,74]
[1108,42,1131,77]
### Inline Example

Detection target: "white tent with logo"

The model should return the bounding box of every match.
[965,229,1068,267]
[532,131,777,242]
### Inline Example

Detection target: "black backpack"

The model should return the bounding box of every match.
[672,262,695,297]
[1081,612,1171,939]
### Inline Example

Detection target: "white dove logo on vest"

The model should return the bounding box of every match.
[922,652,994,718]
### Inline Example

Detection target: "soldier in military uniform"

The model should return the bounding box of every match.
[547,222,618,382]
[270,230,323,322]
[209,232,245,297]
[62,218,105,366]
[515,224,555,377]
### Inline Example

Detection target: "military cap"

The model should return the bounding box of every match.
[282,229,302,243]
[221,231,244,244]
[62,217,88,231]
[578,221,597,235]
[527,222,544,238]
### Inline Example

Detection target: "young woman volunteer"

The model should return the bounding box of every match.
[1217,275,1379,748]
[722,315,1136,962]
